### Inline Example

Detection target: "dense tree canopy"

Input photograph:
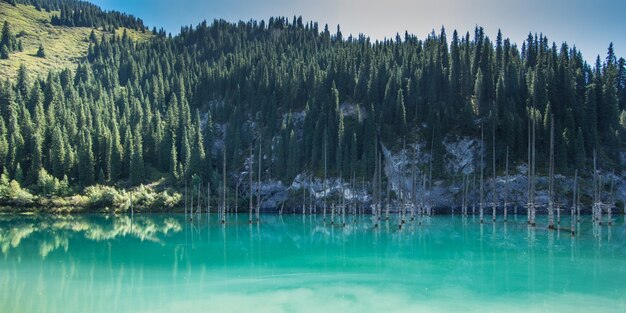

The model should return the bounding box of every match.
[0,2,625,197]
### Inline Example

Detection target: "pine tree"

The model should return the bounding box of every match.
[28,132,43,183]
[89,29,97,42]
[169,130,179,181]
[0,118,7,173]
[449,30,463,120]
[16,65,30,98]
[50,126,66,178]
[129,128,144,185]
[188,111,206,178]
[0,45,9,59]
[0,21,17,54]
[109,120,123,181]
[122,128,133,179]
[472,69,484,116]
[78,131,95,186]
[180,128,191,179]
[583,84,598,154]
[6,89,24,175]
[203,110,214,180]
[36,44,46,58]
[601,45,620,163]
[336,111,344,174]
[396,89,407,133]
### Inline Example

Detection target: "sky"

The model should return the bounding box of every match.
[89,0,625,64]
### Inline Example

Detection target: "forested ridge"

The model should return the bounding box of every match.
[0,0,625,203]
[8,0,146,31]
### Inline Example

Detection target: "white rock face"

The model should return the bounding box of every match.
[340,102,365,121]
[444,137,479,175]
[249,137,625,211]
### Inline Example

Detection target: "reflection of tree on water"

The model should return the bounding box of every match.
[0,223,36,254]
[0,215,182,257]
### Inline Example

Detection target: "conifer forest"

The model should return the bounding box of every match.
[0,0,625,212]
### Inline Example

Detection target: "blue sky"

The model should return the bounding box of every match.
[90,0,624,64]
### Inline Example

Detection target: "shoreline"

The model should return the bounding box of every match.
[1,206,622,216]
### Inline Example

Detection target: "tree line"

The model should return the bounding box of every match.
[4,0,146,31]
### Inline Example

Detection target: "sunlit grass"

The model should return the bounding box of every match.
[0,2,151,80]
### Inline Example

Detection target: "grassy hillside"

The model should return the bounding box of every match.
[0,2,151,80]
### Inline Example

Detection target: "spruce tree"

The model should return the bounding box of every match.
[0,118,7,173]
[336,111,344,175]
[188,111,206,178]
[16,65,30,98]
[181,129,191,179]
[129,128,144,185]
[109,121,123,181]
[396,89,407,133]
[78,131,94,186]
[0,21,17,53]
[6,91,24,174]
[50,126,66,179]
[0,45,8,59]
[472,69,484,116]
[122,128,133,179]
[169,130,179,181]
[28,132,43,183]
[36,44,46,58]
[583,84,598,154]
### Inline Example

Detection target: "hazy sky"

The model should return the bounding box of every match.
[90,0,624,64]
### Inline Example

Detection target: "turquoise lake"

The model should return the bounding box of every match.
[1,213,625,313]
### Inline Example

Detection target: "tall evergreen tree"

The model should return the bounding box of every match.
[78,130,94,186]
[0,118,8,174]
[50,126,66,179]
[129,128,144,185]
[28,131,43,183]
[36,44,46,58]
[0,21,17,56]
[168,130,179,181]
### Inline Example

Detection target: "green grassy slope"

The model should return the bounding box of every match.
[0,2,151,80]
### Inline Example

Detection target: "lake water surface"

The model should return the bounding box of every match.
[1,213,625,313]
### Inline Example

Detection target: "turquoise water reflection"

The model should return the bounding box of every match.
[0,214,625,313]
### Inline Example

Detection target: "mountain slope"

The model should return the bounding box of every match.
[0,0,624,213]
[0,1,150,79]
